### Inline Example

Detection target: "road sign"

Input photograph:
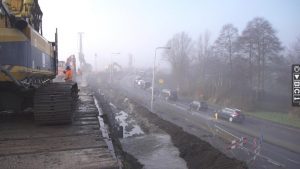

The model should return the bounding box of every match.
[294,88,300,94]
[294,97,300,101]
[292,64,300,107]
[294,65,300,73]
[159,79,164,85]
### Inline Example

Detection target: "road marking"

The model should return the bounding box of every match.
[260,154,284,167]
[215,125,240,140]
[169,102,186,111]
[287,158,300,164]
[175,102,188,108]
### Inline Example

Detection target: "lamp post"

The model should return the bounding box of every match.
[94,53,98,72]
[151,47,170,111]
[110,52,120,83]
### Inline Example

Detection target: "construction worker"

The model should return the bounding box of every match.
[63,66,73,82]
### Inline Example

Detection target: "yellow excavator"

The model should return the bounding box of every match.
[0,0,78,124]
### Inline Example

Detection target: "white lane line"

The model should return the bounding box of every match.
[214,124,240,140]
[167,102,186,111]
[175,102,188,108]
[287,158,300,164]
[260,154,285,167]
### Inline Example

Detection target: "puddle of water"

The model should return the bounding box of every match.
[121,134,187,169]
[108,98,187,169]
[109,102,117,109]
[115,110,144,138]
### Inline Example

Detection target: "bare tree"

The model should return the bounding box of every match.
[213,24,239,88]
[196,31,211,81]
[239,17,282,100]
[288,36,300,64]
[193,31,212,99]
[164,32,193,91]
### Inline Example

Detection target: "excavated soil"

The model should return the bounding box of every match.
[133,103,247,169]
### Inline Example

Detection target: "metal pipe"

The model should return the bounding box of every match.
[41,79,51,85]
[0,66,23,87]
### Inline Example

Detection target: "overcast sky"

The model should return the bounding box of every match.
[39,0,300,70]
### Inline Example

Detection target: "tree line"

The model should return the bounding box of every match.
[163,17,300,111]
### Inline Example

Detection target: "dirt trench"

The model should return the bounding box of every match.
[93,90,143,169]
[132,104,247,169]
[97,87,248,169]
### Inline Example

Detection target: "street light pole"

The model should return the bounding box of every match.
[110,52,120,83]
[151,47,170,111]
[94,53,97,72]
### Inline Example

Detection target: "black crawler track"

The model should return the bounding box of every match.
[33,82,78,124]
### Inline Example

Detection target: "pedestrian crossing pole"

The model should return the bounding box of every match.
[215,112,218,120]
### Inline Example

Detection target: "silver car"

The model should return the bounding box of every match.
[217,108,245,123]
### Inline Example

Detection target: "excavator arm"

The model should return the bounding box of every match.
[1,0,42,32]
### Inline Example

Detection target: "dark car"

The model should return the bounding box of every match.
[142,81,151,90]
[161,89,178,101]
[188,101,208,111]
[217,108,245,123]
[169,90,178,101]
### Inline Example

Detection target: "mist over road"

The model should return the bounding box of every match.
[111,74,300,169]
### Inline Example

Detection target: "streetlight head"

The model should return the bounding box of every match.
[156,46,171,50]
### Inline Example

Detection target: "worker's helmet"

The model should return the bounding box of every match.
[66,66,71,70]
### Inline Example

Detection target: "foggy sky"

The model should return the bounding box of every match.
[39,0,300,70]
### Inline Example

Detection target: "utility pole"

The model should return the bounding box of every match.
[110,53,120,83]
[151,47,171,111]
[78,32,86,68]
[128,53,133,68]
[94,53,98,72]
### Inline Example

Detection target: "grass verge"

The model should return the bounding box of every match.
[245,111,300,128]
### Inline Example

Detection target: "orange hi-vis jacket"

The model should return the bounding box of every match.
[65,69,73,81]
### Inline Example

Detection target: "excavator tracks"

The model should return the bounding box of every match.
[33,82,78,124]
[0,86,119,169]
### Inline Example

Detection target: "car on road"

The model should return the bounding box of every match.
[188,101,208,111]
[160,89,178,101]
[137,79,145,87]
[135,80,151,90]
[217,108,245,123]
[134,76,142,87]
[141,81,151,90]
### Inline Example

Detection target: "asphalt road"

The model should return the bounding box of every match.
[113,75,300,169]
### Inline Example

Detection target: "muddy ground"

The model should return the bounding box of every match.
[94,85,248,169]
[93,90,143,169]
